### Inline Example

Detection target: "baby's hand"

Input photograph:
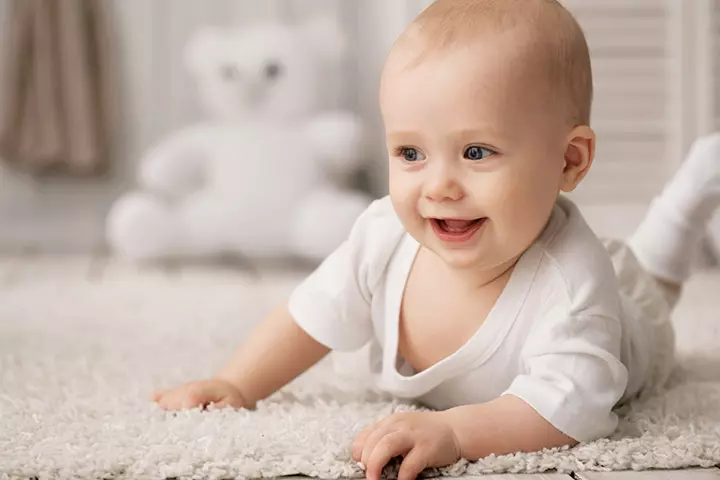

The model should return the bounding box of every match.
[351,411,462,480]
[151,379,250,411]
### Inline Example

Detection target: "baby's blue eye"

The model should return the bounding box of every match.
[464,146,495,161]
[400,147,425,162]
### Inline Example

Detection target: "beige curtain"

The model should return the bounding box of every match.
[0,0,116,176]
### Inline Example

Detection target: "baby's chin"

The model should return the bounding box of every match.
[421,228,526,272]
[434,249,486,270]
[419,232,490,268]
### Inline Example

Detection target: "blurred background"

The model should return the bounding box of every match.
[0,0,717,263]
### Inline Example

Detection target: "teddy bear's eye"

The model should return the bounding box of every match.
[221,64,240,81]
[264,62,282,80]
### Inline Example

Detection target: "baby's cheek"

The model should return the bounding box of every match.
[481,175,534,220]
[394,200,421,225]
[489,181,552,252]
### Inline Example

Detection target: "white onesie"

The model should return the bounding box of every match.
[288,195,675,443]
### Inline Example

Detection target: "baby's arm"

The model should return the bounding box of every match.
[155,198,395,411]
[441,395,577,459]
[451,313,627,457]
[352,393,578,480]
[354,313,627,478]
[213,302,330,408]
[153,303,330,410]
[351,395,577,480]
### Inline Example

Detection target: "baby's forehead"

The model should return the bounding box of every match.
[387,25,551,78]
[380,42,567,138]
[388,0,592,127]
[383,37,549,101]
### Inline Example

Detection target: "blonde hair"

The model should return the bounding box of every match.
[391,0,593,126]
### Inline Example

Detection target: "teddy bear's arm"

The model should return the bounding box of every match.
[138,125,210,198]
[304,111,365,174]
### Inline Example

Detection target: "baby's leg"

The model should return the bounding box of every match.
[628,133,720,306]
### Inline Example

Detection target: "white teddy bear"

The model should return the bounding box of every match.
[106,16,372,263]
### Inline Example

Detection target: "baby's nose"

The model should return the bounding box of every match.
[424,164,464,201]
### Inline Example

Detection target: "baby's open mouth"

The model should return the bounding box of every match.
[429,217,487,243]
[432,218,485,233]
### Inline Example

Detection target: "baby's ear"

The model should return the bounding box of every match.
[184,26,225,77]
[560,125,595,192]
[297,15,347,61]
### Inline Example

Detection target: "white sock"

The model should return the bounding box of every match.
[629,133,720,283]
[628,200,703,283]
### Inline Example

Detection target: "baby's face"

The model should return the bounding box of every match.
[381,41,570,272]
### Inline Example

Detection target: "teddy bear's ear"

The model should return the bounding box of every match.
[184,26,225,77]
[298,15,347,61]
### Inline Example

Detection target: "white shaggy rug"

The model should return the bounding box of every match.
[2,261,720,479]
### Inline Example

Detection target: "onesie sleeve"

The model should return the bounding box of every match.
[503,309,629,442]
[288,197,405,352]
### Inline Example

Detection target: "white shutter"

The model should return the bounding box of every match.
[561,0,674,206]
[713,0,720,130]
[707,0,720,257]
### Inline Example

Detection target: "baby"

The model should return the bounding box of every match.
[153,1,720,479]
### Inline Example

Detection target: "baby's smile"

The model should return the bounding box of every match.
[429,217,487,244]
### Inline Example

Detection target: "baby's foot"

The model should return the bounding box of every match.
[662,133,720,225]
[629,133,720,283]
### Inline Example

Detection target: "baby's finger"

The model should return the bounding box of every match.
[397,448,428,480]
[161,390,181,407]
[156,396,174,411]
[181,392,205,409]
[212,396,241,409]
[360,421,397,467]
[151,390,163,402]
[352,423,376,461]
[365,431,413,480]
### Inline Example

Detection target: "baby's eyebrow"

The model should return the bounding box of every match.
[451,126,507,142]
[385,126,510,145]
[387,126,505,136]
[385,130,423,142]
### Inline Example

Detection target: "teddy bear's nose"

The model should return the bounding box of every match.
[264,62,282,80]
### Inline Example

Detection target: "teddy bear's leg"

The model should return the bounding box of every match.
[105,192,181,261]
[107,191,233,262]
[291,187,372,262]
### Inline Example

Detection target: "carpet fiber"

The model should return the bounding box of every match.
[2,263,720,479]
